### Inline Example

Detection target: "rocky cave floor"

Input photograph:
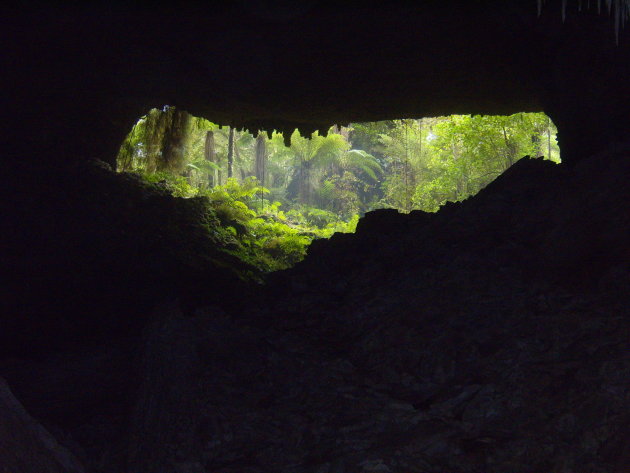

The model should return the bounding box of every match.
[1,148,629,473]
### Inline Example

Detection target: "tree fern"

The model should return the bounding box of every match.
[340,149,382,181]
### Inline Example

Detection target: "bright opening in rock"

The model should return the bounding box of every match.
[117,108,560,271]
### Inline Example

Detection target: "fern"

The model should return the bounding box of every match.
[341,150,382,181]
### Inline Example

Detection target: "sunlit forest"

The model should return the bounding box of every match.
[117,109,560,270]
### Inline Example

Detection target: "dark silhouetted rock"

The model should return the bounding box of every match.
[2,149,629,473]
[1,2,630,471]
[0,376,86,473]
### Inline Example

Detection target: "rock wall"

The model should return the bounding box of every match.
[1,1,629,471]
[3,1,629,168]
[1,148,627,472]
[0,376,86,473]
[0,160,254,357]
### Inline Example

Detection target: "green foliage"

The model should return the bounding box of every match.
[144,171,199,198]
[342,150,381,181]
[117,109,560,271]
[377,113,560,212]
[279,130,350,205]
[191,177,354,271]
[118,107,192,174]
[412,113,559,210]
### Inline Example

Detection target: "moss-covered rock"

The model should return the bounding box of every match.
[0,159,259,356]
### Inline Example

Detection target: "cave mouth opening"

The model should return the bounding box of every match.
[116,108,560,271]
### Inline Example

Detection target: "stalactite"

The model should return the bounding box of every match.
[563,0,568,21]
[538,0,630,40]
[283,129,292,147]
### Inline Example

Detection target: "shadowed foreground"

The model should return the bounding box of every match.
[1,147,628,473]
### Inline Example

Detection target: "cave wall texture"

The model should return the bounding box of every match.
[1,0,628,371]
[3,0,628,343]
[1,2,630,472]
[3,0,629,169]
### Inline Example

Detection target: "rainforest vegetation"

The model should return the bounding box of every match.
[117,108,560,271]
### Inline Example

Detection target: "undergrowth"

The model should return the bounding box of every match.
[142,172,358,272]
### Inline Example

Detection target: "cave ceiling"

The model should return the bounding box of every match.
[3,0,629,166]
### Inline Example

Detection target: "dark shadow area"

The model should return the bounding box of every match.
[1,1,629,472]
[113,110,561,271]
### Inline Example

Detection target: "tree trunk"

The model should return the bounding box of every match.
[204,130,216,187]
[547,118,552,160]
[161,109,190,173]
[418,118,423,161]
[255,134,267,211]
[403,119,411,212]
[227,127,234,179]
[502,126,515,169]
[300,159,312,205]
[254,134,266,185]
[234,133,241,180]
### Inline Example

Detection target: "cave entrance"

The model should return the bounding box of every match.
[116,109,560,271]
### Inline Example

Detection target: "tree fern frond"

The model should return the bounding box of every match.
[341,149,382,181]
